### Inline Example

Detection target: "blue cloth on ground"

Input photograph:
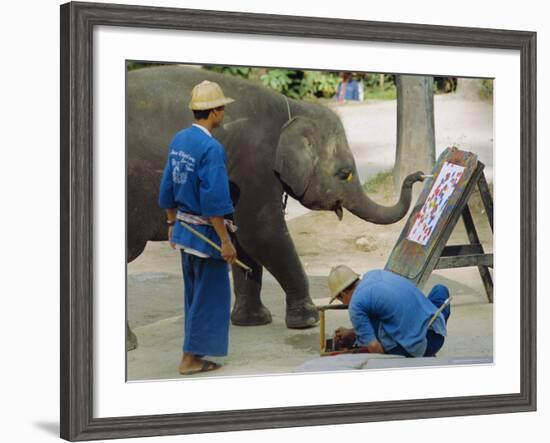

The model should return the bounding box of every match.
[348,270,449,357]
[181,252,230,356]
[159,125,234,259]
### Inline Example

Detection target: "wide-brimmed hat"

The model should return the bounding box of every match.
[328,265,360,303]
[189,80,235,110]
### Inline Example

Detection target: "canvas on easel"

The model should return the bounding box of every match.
[385,147,494,301]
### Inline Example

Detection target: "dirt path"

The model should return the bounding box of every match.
[328,94,494,182]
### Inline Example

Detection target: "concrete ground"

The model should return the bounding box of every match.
[127,242,492,381]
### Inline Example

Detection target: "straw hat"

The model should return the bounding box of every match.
[189,80,235,110]
[328,265,360,303]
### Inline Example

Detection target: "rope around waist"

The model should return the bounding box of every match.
[176,211,238,233]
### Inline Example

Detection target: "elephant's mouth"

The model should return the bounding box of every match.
[334,201,343,221]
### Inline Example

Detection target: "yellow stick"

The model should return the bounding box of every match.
[319,310,326,354]
[178,220,252,273]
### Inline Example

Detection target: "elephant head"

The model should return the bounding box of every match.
[274,115,425,224]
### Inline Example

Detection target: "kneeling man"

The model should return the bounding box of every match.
[328,266,451,357]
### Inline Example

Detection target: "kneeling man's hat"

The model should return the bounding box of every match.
[328,265,360,303]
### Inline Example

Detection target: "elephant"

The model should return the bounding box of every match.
[127,65,424,333]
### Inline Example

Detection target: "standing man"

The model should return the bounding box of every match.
[335,72,364,102]
[328,266,451,357]
[159,80,237,375]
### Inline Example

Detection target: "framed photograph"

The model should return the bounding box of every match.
[60,1,536,441]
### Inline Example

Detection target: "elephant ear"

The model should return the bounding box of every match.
[274,116,318,198]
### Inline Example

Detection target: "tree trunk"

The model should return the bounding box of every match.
[455,78,483,100]
[394,75,436,197]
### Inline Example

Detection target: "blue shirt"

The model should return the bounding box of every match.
[158,125,234,259]
[349,270,447,357]
[336,79,363,101]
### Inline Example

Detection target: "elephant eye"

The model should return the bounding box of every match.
[337,170,353,182]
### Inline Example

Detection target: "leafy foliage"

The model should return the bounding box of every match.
[361,74,397,100]
[363,73,394,88]
[128,62,461,102]
[204,65,253,79]
[260,69,299,97]
[480,79,494,100]
[298,71,341,98]
[365,84,397,100]
[127,61,170,71]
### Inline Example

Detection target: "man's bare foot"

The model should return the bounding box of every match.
[178,353,220,375]
[178,353,202,372]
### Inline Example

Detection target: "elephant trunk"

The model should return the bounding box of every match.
[345,171,425,225]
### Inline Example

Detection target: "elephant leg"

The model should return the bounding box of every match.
[126,239,148,351]
[259,241,319,329]
[230,242,272,326]
[126,321,138,351]
[127,239,148,264]
[236,212,319,329]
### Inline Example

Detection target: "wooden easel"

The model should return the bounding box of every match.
[424,164,494,302]
[388,160,494,303]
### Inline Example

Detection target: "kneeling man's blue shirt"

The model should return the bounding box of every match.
[349,270,447,357]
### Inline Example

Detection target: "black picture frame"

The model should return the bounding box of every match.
[60,1,537,441]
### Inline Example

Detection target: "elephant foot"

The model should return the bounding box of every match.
[231,303,272,326]
[286,301,319,329]
[126,323,138,351]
